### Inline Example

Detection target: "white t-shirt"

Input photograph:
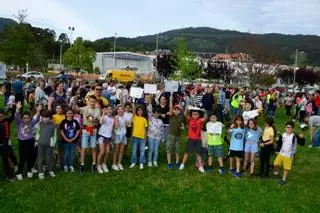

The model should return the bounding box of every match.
[280,133,297,158]
[98,115,114,138]
[242,110,259,125]
[124,112,133,123]
[79,106,101,126]
[115,115,126,136]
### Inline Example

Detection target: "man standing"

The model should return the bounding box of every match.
[217,87,226,122]
[13,77,24,104]
[304,115,320,148]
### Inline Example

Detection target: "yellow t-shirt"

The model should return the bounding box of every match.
[262,126,275,142]
[97,96,108,106]
[132,115,148,139]
[53,114,66,126]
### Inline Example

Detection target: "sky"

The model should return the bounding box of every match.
[0,0,320,41]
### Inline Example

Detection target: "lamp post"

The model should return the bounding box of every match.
[113,33,117,68]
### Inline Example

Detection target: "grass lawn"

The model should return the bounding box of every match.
[0,95,319,213]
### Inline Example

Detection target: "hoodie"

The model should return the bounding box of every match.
[35,120,57,147]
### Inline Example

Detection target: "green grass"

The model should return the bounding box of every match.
[0,95,319,213]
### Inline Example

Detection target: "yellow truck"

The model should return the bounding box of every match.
[99,69,136,83]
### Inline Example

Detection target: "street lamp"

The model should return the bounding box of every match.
[113,33,117,68]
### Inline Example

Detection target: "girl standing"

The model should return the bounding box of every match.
[113,105,127,171]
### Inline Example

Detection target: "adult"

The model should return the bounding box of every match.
[25,78,35,104]
[201,87,214,116]
[44,79,56,96]
[230,88,244,116]
[107,81,117,106]
[34,80,48,106]
[92,83,108,106]
[304,115,320,148]
[158,95,170,143]
[284,93,295,118]
[13,77,24,104]
[217,87,226,122]
[48,81,68,112]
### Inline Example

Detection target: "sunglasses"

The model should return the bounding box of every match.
[95,88,102,91]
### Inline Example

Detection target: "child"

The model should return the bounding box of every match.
[113,105,127,170]
[259,117,276,178]
[35,110,57,179]
[123,102,133,157]
[273,122,305,185]
[243,119,262,176]
[179,108,207,173]
[60,109,81,172]
[167,95,184,169]
[228,115,246,178]
[15,102,42,180]
[130,102,148,170]
[242,100,262,126]
[206,114,225,174]
[97,105,114,173]
[147,106,164,167]
[52,105,66,167]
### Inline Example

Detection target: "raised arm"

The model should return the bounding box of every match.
[169,93,173,116]
[31,104,42,127]
[14,101,23,126]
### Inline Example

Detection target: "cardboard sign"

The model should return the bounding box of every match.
[165,80,179,92]
[130,87,144,98]
[207,123,223,134]
[144,84,157,94]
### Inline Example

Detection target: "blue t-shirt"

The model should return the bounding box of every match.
[229,127,246,151]
[245,128,262,144]
[13,80,23,94]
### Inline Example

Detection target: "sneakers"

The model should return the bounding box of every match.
[279,179,287,185]
[117,164,124,170]
[102,164,109,173]
[153,161,158,167]
[229,168,236,175]
[92,164,97,173]
[234,172,241,179]
[14,165,18,172]
[148,162,153,167]
[49,171,56,178]
[27,172,33,178]
[79,165,85,175]
[219,167,225,175]
[64,166,68,172]
[97,165,104,174]
[139,164,144,170]
[198,167,205,173]
[38,173,45,180]
[112,164,120,171]
[16,174,23,181]
[167,163,173,170]
[31,168,38,174]
[205,167,213,173]
[69,166,75,172]
[129,163,136,169]
[176,163,180,169]
[179,163,185,170]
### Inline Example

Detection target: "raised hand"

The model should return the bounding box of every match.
[36,104,43,113]
[16,101,23,111]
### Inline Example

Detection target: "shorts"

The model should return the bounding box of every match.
[186,139,202,154]
[274,154,293,170]
[97,135,112,145]
[114,134,127,145]
[208,145,224,157]
[229,150,244,158]
[166,135,180,153]
[81,130,97,149]
[244,143,258,153]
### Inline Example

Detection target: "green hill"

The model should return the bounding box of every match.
[0,17,16,33]
[97,27,320,65]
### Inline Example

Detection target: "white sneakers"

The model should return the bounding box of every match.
[49,171,56,178]
[112,164,119,171]
[16,174,23,181]
[153,161,158,167]
[148,162,153,167]
[179,164,185,170]
[198,167,205,173]
[117,164,124,170]
[31,168,38,174]
[97,165,104,174]
[69,166,75,172]
[38,172,55,179]
[139,164,144,170]
[64,166,68,172]
[101,164,109,173]
[27,172,33,178]
[38,173,45,180]
[129,163,136,168]
[14,165,18,172]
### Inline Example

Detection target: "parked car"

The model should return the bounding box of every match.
[18,71,44,79]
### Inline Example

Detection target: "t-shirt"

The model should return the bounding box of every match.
[262,126,275,142]
[60,119,80,143]
[98,115,114,138]
[124,112,133,123]
[115,115,126,136]
[53,114,66,126]
[169,115,183,137]
[280,133,297,158]
[229,128,246,151]
[13,80,23,94]
[148,116,163,139]
[245,128,262,144]
[79,106,101,126]
[242,110,259,125]
[309,116,320,128]
[132,115,148,139]
[188,118,203,140]
[207,121,223,146]
[159,104,170,125]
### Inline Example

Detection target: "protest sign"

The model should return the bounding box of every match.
[144,84,157,94]
[165,80,179,92]
[130,87,144,98]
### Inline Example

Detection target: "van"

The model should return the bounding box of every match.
[99,69,136,83]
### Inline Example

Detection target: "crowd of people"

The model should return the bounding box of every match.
[2,73,320,185]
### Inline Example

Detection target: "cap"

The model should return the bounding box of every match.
[173,105,181,110]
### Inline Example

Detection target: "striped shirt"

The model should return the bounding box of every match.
[218,89,226,105]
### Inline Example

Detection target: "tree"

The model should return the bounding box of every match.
[203,60,234,83]
[230,38,279,88]
[173,37,202,80]
[63,37,96,73]
[153,52,175,78]
[276,67,294,84]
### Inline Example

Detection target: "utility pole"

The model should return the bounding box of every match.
[294,49,298,85]
[59,43,63,71]
[114,33,117,68]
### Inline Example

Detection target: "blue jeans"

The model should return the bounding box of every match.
[231,107,240,116]
[147,137,160,163]
[217,104,224,122]
[63,143,77,167]
[312,128,320,147]
[267,110,276,118]
[131,137,145,164]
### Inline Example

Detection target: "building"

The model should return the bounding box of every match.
[94,52,156,74]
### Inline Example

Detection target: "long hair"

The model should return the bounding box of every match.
[265,117,276,136]
[247,118,257,130]
[232,115,244,129]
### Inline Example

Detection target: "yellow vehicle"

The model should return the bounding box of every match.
[99,69,136,83]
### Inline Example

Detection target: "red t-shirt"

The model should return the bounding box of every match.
[314,96,320,108]
[188,118,204,140]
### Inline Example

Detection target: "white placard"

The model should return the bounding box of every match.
[165,80,179,92]
[207,122,223,134]
[130,87,144,98]
[144,84,157,94]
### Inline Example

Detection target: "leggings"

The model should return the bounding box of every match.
[17,139,36,174]
[0,146,13,178]
[285,105,292,117]
[259,144,274,177]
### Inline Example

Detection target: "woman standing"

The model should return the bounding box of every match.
[158,95,170,143]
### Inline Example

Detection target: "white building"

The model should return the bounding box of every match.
[94,52,155,74]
